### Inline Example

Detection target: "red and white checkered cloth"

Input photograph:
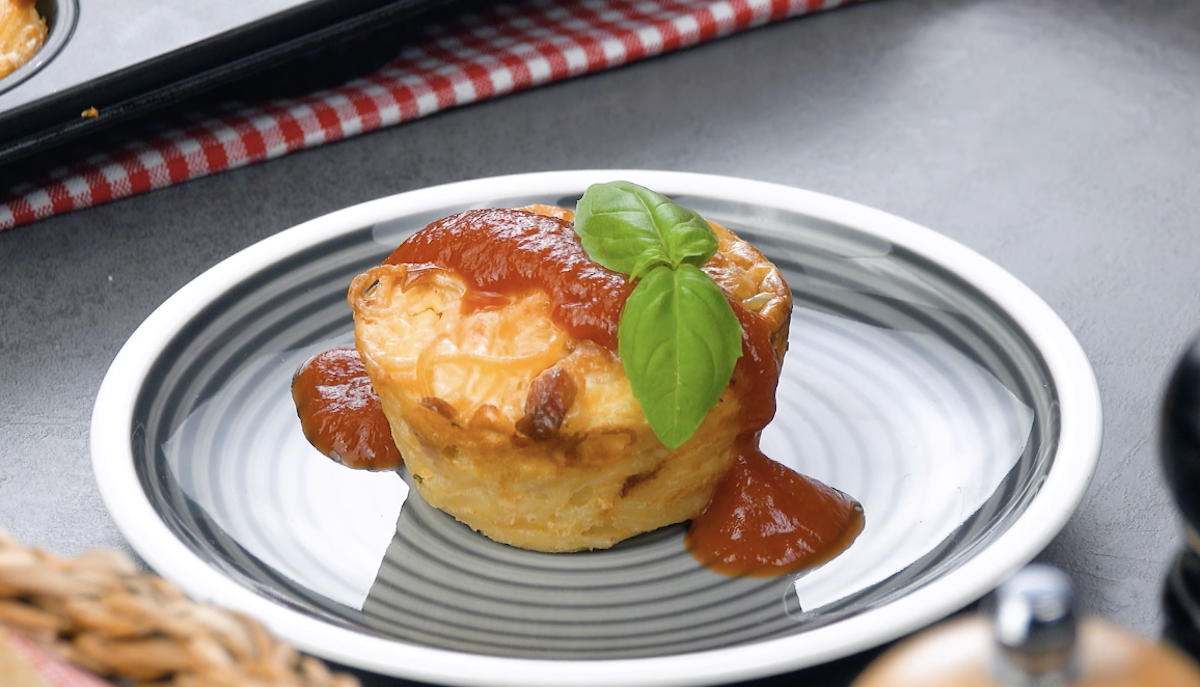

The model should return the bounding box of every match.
[3,632,111,687]
[1,0,853,231]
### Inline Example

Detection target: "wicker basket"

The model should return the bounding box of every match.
[0,529,360,687]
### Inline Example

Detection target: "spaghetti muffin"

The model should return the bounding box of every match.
[348,204,791,552]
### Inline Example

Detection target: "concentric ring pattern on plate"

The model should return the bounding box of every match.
[91,171,1101,687]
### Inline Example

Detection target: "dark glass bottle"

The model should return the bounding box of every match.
[1162,335,1200,659]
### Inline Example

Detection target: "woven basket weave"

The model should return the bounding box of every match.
[0,529,359,687]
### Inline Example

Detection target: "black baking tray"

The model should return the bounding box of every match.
[0,0,468,169]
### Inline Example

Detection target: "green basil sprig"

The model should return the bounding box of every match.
[574,181,743,449]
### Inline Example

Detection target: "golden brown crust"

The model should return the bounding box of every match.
[0,0,46,80]
[350,205,792,552]
[704,221,792,362]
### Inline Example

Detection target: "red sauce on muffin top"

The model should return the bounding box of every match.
[385,209,631,351]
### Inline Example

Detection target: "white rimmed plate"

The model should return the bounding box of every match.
[90,171,1101,687]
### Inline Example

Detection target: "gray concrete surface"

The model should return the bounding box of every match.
[4,0,1200,683]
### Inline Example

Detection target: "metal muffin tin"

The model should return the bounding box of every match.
[0,0,450,167]
[0,0,78,95]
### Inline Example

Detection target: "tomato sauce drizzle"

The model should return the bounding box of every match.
[385,209,631,350]
[678,297,864,576]
[293,208,864,576]
[292,346,402,471]
[686,439,865,577]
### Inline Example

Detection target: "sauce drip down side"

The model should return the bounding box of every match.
[685,299,864,576]
[292,346,403,471]
[686,441,865,577]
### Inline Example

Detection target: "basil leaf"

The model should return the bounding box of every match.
[618,264,743,449]
[571,181,747,449]
[575,181,718,279]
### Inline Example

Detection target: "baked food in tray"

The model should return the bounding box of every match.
[0,0,46,80]
[0,0,456,167]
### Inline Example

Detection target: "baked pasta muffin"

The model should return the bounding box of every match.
[0,0,46,80]
[349,204,791,552]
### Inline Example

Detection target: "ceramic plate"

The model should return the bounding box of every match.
[90,171,1101,687]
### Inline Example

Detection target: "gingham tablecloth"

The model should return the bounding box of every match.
[3,632,111,687]
[1,0,853,231]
